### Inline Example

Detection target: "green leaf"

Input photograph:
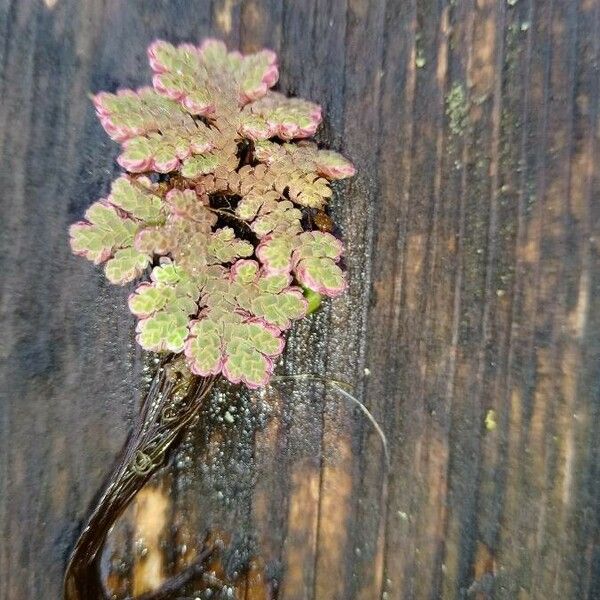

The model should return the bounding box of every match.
[69,202,137,264]
[295,257,346,297]
[250,199,302,238]
[249,289,307,328]
[185,319,223,376]
[231,259,260,284]
[150,262,188,285]
[241,91,322,140]
[184,259,307,386]
[288,173,332,208]
[136,310,191,353]
[104,247,150,284]
[256,235,295,274]
[164,189,216,225]
[208,228,254,263]
[130,264,201,352]
[223,344,270,386]
[181,153,222,178]
[222,326,278,387]
[148,39,278,114]
[314,149,356,179]
[257,274,291,294]
[72,37,356,390]
[187,316,283,388]
[303,287,323,314]
[94,88,192,141]
[94,88,213,173]
[293,232,346,297]
[108,177,164,222]
[294,231,343,260]
[128,284,174,317]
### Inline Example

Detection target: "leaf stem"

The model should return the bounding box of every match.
[63,358,217,600]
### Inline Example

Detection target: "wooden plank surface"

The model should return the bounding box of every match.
[1,0,600,598]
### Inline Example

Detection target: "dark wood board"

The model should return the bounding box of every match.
[1,0,599,598]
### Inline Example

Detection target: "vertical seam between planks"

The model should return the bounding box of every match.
[439,0,476,594]
[380,0,418,593]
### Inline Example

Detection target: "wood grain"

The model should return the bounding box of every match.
[1,0,599,599]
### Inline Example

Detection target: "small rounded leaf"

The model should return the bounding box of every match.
[185,319,223,376]
[295,257,346,298]
[242,92,322,140]
[256,235,295,274]
[109,177,163,222]
[136,311,190,353]
[314,150,356,179]
[69,202,137,264]
[105,247,150,284]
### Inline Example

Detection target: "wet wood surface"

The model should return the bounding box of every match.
[1,0,600,598]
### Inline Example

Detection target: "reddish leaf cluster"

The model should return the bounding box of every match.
[70,39,355,388]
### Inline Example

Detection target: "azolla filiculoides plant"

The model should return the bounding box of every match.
[70,38,355,389]
[65,39,355,600]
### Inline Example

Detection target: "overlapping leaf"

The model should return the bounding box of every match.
[148,39,278,113]
[240,91,322,140]
[135,215,252,272]
[71,38,355,389]
[254,140,355,179]
[129,264,202,352]
[105,247,151,285]
[94,88,214,173]
[69,178,163,283]
[108,176,164,222]
[251,141,355,208]
[292,231,346,296]
[184,260,306,387]
[70,202,137,265]
[257,231,346,297]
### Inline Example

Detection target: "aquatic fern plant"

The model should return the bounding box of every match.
[65,39,354,600]
[70,39,355,388]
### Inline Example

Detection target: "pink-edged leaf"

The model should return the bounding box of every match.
[164,188,214,224]
[222,350,273,389]
[135,311,191,353]
[149,41,214,115]
[292,232,346,297]
[248,287,308,329]
[148,39,278,115]
[220,320,284,388]
[72,37,356,391]
[293,231,344,261]
[93,87,213,173]
[198,39,278,103]
[250,199,302,238]
[230,258,260,284]
[93,87,190,142]
[129,264,201,352]
[128,282,172,318]
[185,318,224,376]
[104,247,151,285]
[295,257,347,297]
[314,149,356,179]
[241,92,322,140]
[256,235,295,275]
[207,227,254,263]
[108,176,164,223]
[69,201,138,264]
